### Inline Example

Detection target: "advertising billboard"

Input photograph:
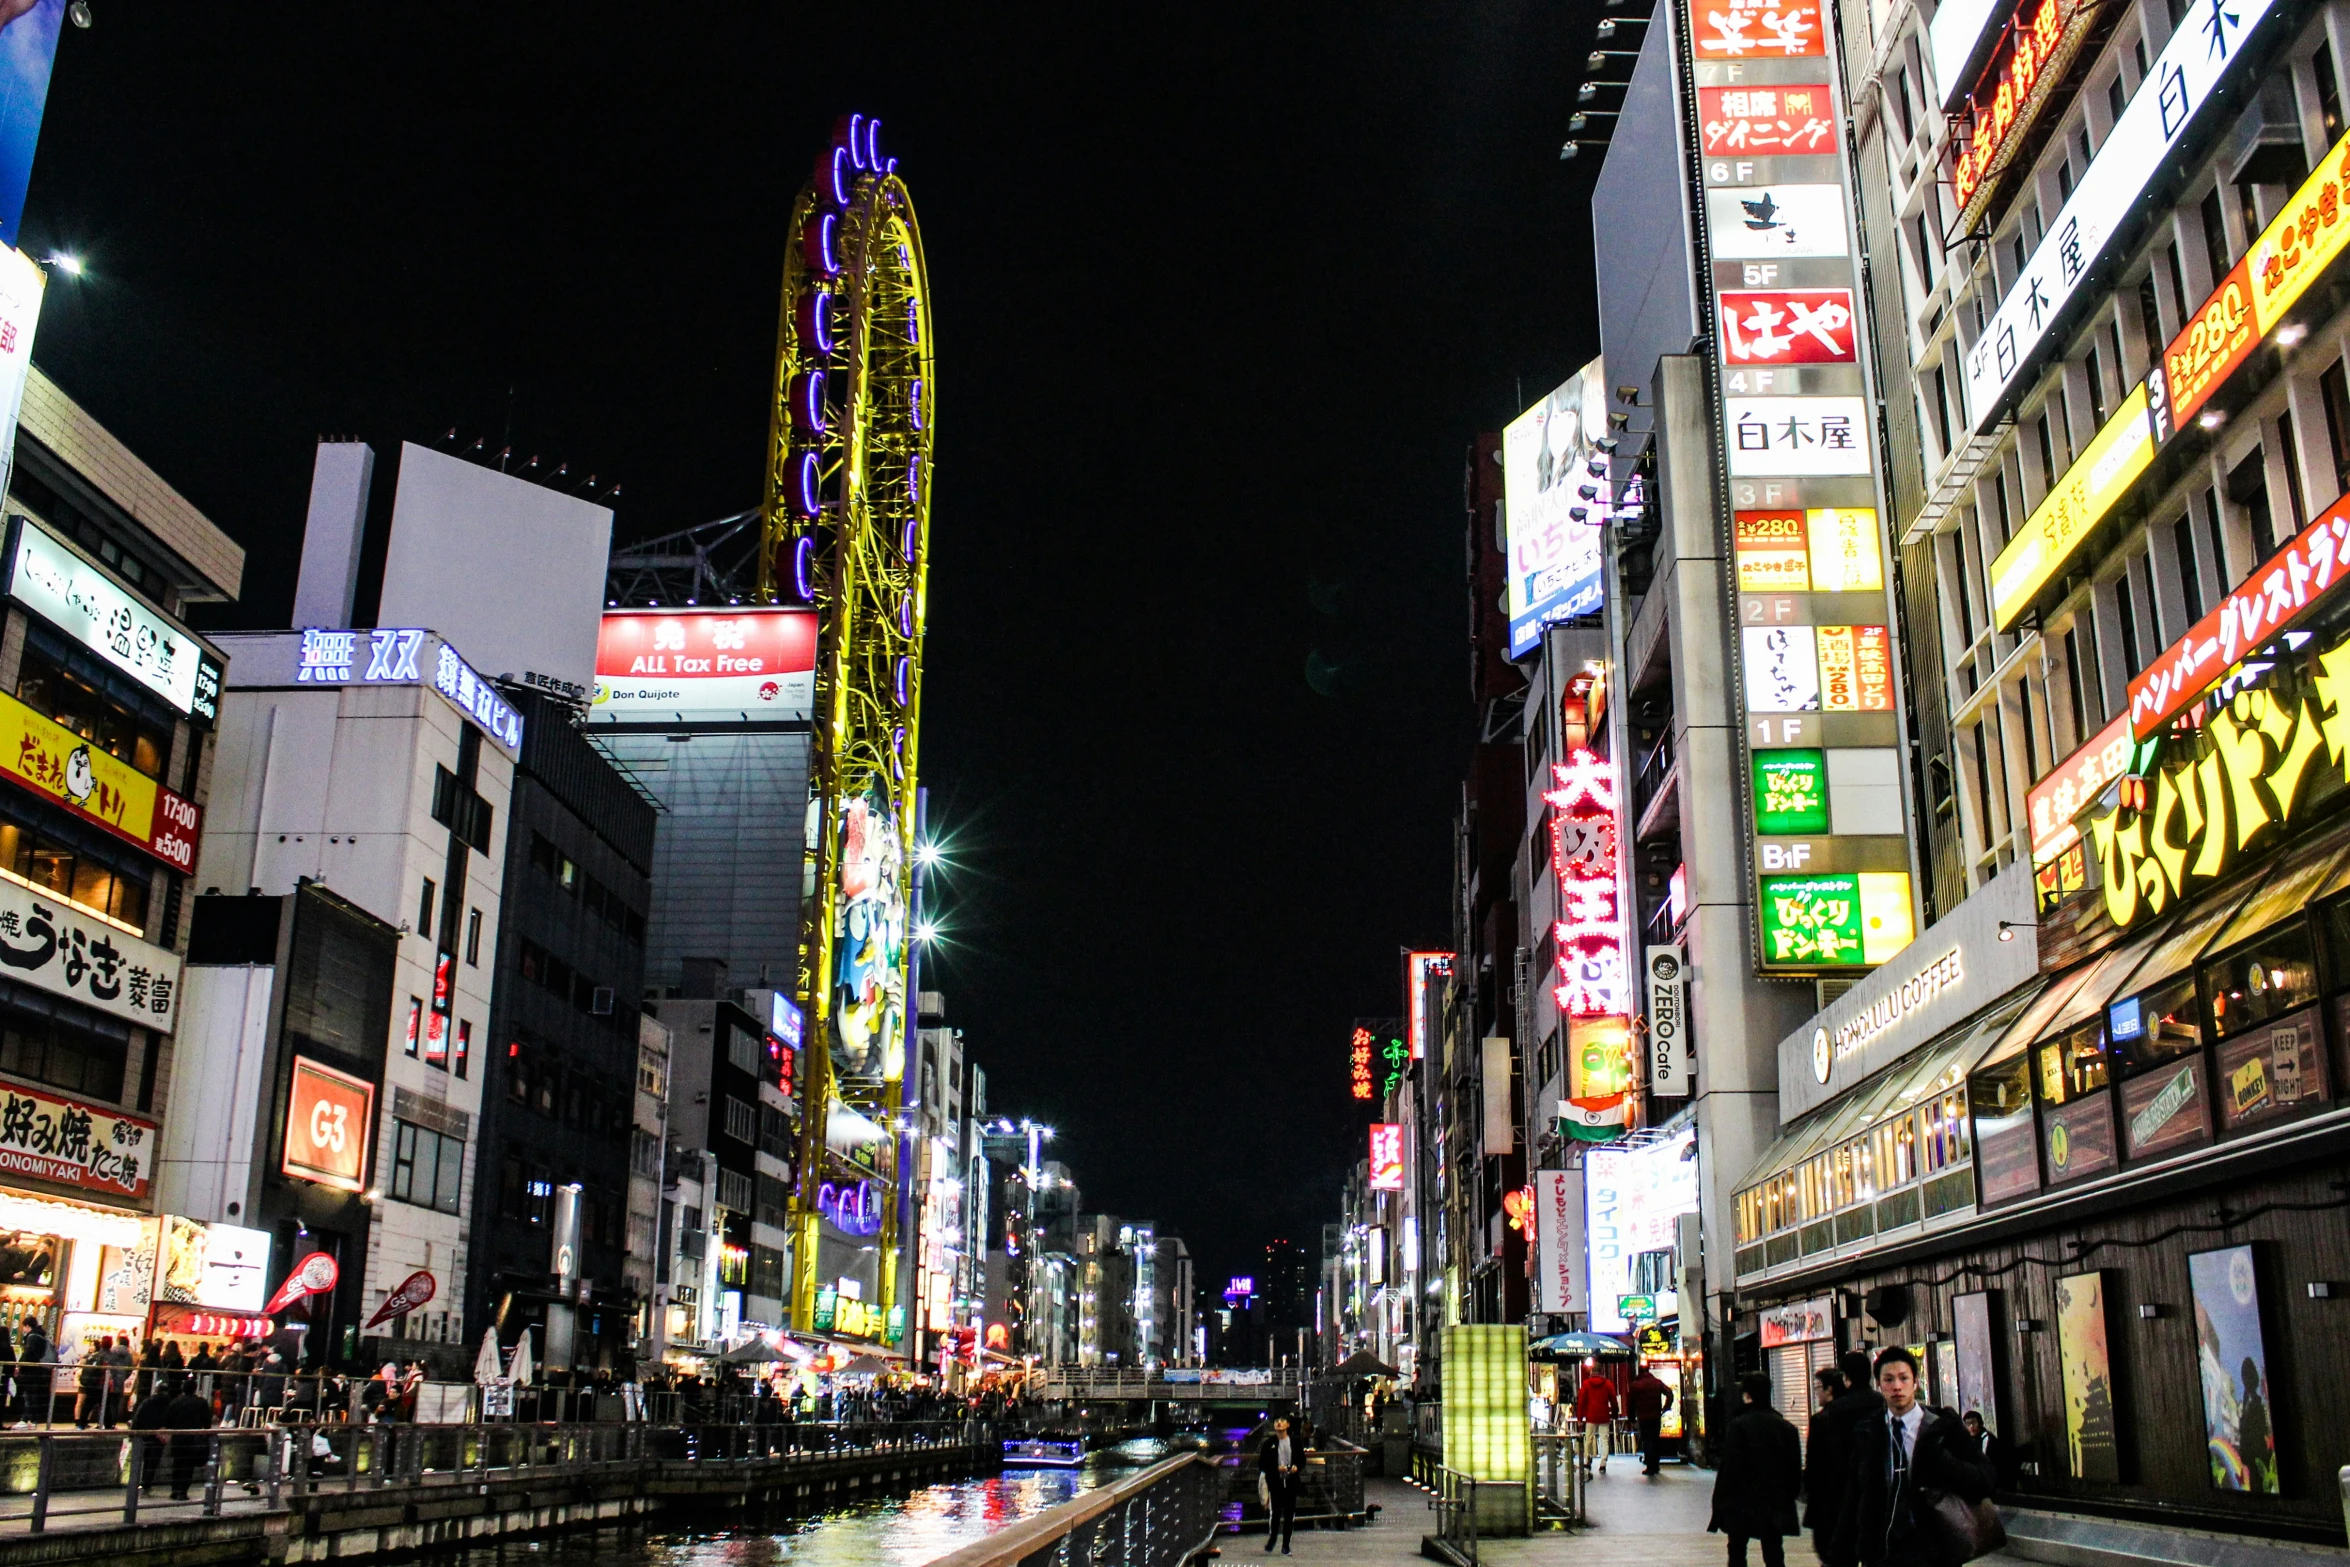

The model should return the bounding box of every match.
[0,1078,152,1199]
[829,789,907,1081]
[1501,360,1609,658]
[1533,1168,1587,1313]
[1692,0,1916,976]
[1368,1124,1405,1190]
[282,1056,373,1193]
[156,1216,270,1313]
[0,874,181,1031]
[1584,1129,1699,1333]
[0,3,60,249]
[591,608,818,722]
[3,517,218,717]
[0,686,200,870]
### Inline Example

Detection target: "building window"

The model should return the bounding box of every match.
[454,1019,470,1080]
[755,1172,790,1230]
[417,878,435,938]
[0,1013,126,1102]
[0,818,151,932]
[14,647,172,781]
[722,1095,757,1145]
[2321,360,2350,496]
[403,997,422,1058]
[530,832,578,892]
[716,1167,754,1215]
[388,1119,464,1215]
[465,908,481,966]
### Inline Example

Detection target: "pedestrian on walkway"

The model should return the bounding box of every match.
[1257,1415,1303,1555]
[15,1318,50,1426]
[1710,1371,1802,1567]
[162,1377,214,1501]
[1626,1362,1676,1475]
[1573,1368,1619,1474]
[1807,1349,1881,1560]
[1828,1347,1993,1567]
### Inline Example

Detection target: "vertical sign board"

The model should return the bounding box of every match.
[1645,945,1691,1097]
[1534,1168,1587,1314]
[1686,0,1918,974]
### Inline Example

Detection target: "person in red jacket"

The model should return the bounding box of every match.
[1573,1369,1619,1474]
[1625,1364,1677,1475]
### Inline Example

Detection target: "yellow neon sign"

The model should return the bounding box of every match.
[2088,635,2350,926]
[1990,384,2156,629]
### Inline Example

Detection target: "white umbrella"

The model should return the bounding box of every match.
[506,1328,534,1387]
[473,1328,503,1384]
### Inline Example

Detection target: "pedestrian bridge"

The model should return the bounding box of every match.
[1030,1367,1300,1401]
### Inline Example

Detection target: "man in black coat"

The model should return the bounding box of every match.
[161,1380,215,1501]
[1710,1372,1803,1567]
[1807,1349,1883,1560]
[1256,1416,1304,1554]
[1829,1347,1994,1567]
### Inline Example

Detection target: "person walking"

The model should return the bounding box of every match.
[1828,1347,1994,1567]
[1573,1368,1619,1474]
[1257,1415,1304,1555]
[1807,1350,1881,1560]
[162,1377,215,1501]
[1626,1362,1676,1475]
[15,1318,50,1427]
[1710,1372,1803,1567]
[73,1336,107,1428]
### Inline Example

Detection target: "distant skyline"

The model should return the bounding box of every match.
[16,3,1607,1292]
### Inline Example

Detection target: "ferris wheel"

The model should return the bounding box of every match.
[761,113,935,1337]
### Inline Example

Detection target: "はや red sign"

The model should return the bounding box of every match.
[1717,289,1858,365]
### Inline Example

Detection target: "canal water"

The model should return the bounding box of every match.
[431,1437,1206,1567]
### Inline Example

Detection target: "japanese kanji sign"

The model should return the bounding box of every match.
[1725,396,1872,475]
[0,687,200,871]
[1717,288,1857,365]
[0,873,179,1031]
[0,1078,154,1199]
[1546,749,1630,1021]
[1703,184,1850,257]
[1698,84,1837,156]
[1692,0,1825,57]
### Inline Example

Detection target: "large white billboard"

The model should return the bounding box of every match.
[590,608,817,722]
[1502,359,1609,658]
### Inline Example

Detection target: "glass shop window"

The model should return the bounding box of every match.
[2205,926,2319,1040]
[1968,1053,2042,1204]
[2036,1018,2111,1103]
[0,821,150,932]
[2036,1019,2117,1185]
[2109,973,2201,1073]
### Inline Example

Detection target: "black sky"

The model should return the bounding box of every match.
[22,4,1603,1295]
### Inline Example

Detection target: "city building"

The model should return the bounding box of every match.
[467,685,657,1373]
[0,368,242,1357]
[625,1013,669,1356]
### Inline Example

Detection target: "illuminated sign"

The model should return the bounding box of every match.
[1755,750,1829,833]
[591,608,818,721]
[1988,385,2158,628]
[2130,506,2350,739]
[1703,187,1849,258]
[1691,0,1824,57]
[1726,396,1871,476]
[0,1078,152,1199]
[1716,288,1856,364]
[292,627,524,754]
[1368,1123,1404,1190]
[2027,712,2135,865]
[4,516,217,716]
[0,246,44,505]
[1405,950,1452,1061]
[0,687,200,871]
[1569,1014,1636,1107]
[1585,1130,1698,1333]
[1929,0,2016,107]
[1533,1169,1586,1312]
[282,1055,373,1193]
[157,1216,271,1312]
[1501,361,1610,657]
[1546,749,1629,1020]
[1758,872,1915,967]
[1961,0,2281,432]
[0,873,179,1030]
[818,1178,882,1236]
[828,787,908,1083]
[1618,1293,1658,1320]
[2090,633,2350,928]
[1645,946,1690,1099]
[1733,507,1884,593]
[1949,0,2101,227]
[2246,134,2350,341]
[1829,947,1965,1060]
[1349,1025,1376,1100]
[1697,85,1836,157]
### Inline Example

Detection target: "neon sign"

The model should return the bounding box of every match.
[1949,0,2098,226]
[1546,749,1627,1018]
[1349,1025,1376,1100]
[818,1179,882,1236]
[1369,1124,1404,1191]
[1406,951,1453,1061]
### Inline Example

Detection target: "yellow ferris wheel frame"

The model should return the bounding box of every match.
[759,114,934,1341]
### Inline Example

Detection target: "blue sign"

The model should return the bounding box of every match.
[0,2,62,251]
[294,627,524,755]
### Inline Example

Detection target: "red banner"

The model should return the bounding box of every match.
[1717,289,1857,365]
[265,1251,340,1316]
[364,1269,438,1329]
[1691,0,1825,57]
[1697,84,1837,156]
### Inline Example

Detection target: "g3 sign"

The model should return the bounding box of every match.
[282,1056,374,1193]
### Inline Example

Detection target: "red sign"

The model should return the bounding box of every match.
[265,1251,341,1316]
[1951,0,2091,218]
[1369,1124,1405,1191]
[1717,289,1857,365]
[149,1303,273,1339]
[0,1080,154,1199]
[1691,0,1825,57]
[1816,625,1893,711]
[282,1056,373,1193]
[364,1269,438,1329]
[2128,505,2350,739]
[1697,85,1837,156]
[1547,749,1628,1018]
[594,608,817,718]
[2027,713,2134,865]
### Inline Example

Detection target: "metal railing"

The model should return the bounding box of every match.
[1220,1440,1367,1530]
[0,1418,998,1537]
[1532,1430,1585,1524]
[1029,1367,1299,1398]
[923,1452,1224,1567]
[1426,1464,1527,1566]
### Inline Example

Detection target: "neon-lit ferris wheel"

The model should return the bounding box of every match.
[760,113,934,1337]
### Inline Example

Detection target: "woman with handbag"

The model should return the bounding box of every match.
[1827,1347,1998,1567]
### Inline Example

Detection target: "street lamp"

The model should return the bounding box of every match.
[41,253,81,278]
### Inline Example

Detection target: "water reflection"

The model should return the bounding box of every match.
[439,1439,1175,1567]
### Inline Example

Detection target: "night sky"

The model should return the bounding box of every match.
[22,5,1603,1297]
